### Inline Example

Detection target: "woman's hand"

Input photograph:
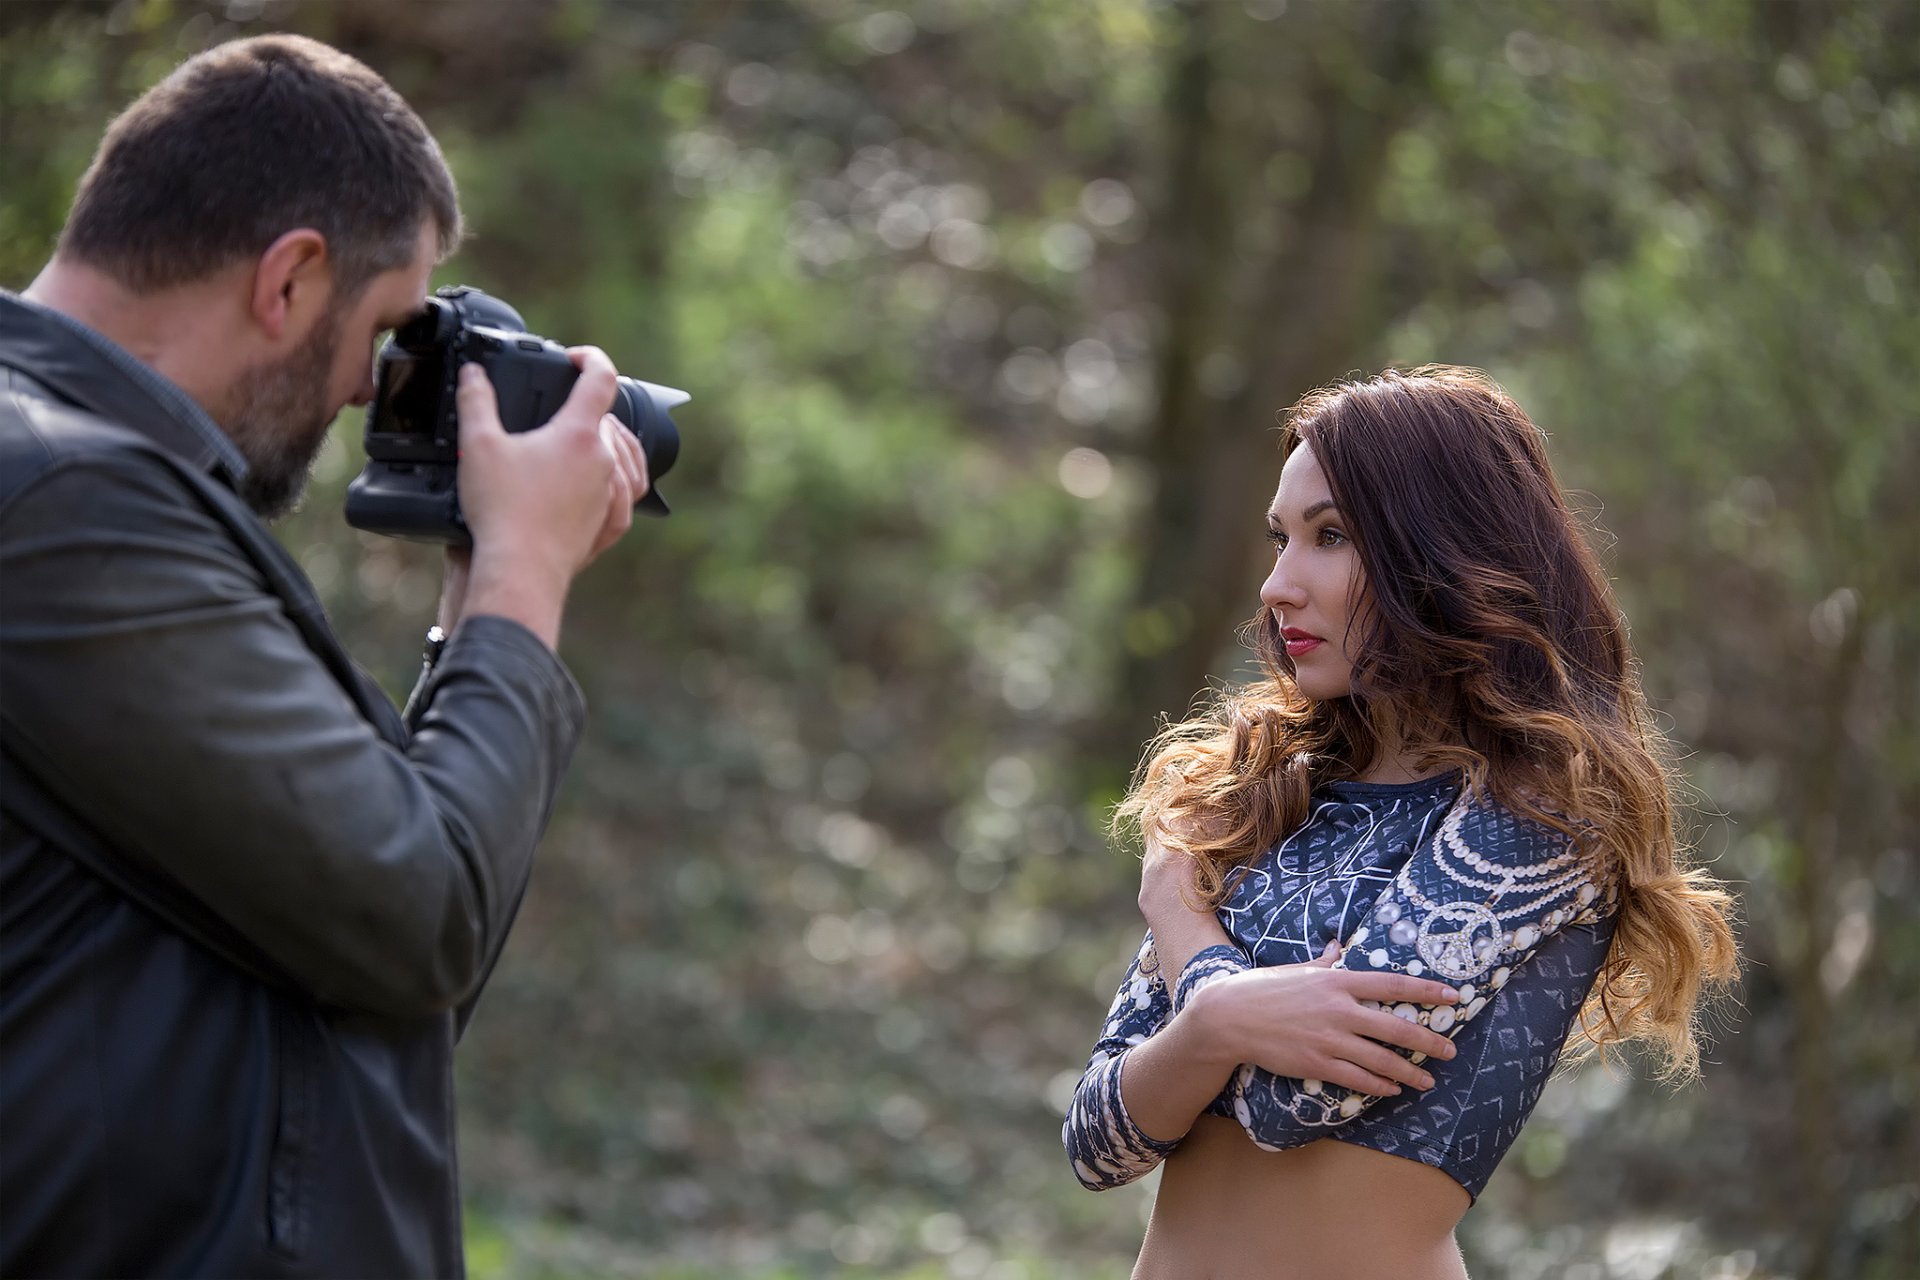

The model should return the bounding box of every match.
[1138,826,1233,978]
[1184,944,1462,1097]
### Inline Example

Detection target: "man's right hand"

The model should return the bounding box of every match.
[451,348,648,648]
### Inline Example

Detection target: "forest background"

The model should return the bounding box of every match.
[3,0,1916,1276]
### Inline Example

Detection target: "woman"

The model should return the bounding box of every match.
[1063,367,1737,1278]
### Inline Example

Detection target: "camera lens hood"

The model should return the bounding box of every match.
[615,378,688,516]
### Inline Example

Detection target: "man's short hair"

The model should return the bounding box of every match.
[59,34,462,297]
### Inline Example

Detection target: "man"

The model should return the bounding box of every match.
[0,35,647,1277]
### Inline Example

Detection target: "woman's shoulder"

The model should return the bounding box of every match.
[1446,785,1580,849]
[1428,785,1616,922]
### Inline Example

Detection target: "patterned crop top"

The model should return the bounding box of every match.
[1063,773,1616,1200]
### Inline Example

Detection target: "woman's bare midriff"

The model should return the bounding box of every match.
[1131,1115,1473,1280]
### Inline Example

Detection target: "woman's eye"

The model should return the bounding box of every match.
[1317,527,1347,547]
[1265,529,1287,552]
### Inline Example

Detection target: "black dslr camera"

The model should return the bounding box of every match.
[344,285,685,544]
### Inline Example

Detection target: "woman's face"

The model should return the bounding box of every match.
[1261,442,1367,700]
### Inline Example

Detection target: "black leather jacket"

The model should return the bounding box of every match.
[0,291,585,1278]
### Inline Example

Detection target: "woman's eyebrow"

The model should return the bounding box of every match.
[1270,499,1340,528]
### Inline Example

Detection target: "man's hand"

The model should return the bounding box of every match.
[586,410,649,560]
[448,348,649,647]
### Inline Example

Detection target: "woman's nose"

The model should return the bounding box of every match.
[1261,550,1304,612]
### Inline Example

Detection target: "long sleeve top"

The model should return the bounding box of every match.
[1064,773,1615,1200]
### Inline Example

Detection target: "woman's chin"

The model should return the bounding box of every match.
[1292,674,1355,702]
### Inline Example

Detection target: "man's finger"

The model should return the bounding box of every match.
[556,345,617,429]
[617,420,649,496]
[607,451,634,513]
[455,363,504,444]
[593,419,639,511]
[604,415,643,489]
[599,470,634,549]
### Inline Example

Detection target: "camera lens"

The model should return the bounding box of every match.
[609,377,687,516]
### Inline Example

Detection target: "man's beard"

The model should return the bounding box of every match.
[220,310,342,520]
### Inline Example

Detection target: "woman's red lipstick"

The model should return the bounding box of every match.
[1281,628,1323,657]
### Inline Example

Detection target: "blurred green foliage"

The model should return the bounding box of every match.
[3,0,1916,1276]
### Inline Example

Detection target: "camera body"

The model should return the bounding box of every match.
[344,285,685,544]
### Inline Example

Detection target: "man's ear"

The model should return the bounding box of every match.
[248,229,332,344]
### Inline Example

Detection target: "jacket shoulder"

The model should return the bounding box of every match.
[2,369,164,487]
[0,369,209,518]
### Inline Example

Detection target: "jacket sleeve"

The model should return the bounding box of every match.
[1225,793,1613,1150]
[0,455,585,1018]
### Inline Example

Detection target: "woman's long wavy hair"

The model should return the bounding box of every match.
[1116,365,1738,1078]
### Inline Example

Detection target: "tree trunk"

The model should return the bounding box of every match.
[1099,2,1434,769]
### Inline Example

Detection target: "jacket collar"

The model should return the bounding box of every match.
[0,290,250,489]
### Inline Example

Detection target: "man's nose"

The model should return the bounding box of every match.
[348,360,378,408]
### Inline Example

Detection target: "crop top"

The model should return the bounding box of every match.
[1063,773,1616,1200]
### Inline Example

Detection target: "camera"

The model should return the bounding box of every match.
[344,285,686,544]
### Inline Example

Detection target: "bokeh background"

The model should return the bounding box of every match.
[4,0,1917,1276]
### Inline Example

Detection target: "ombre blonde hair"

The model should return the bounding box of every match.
[1116,366,1738,1079]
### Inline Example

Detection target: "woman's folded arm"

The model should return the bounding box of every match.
[1227,793,1613,1150]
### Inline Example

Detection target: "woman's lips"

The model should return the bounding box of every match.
[1281,628,1323,657]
